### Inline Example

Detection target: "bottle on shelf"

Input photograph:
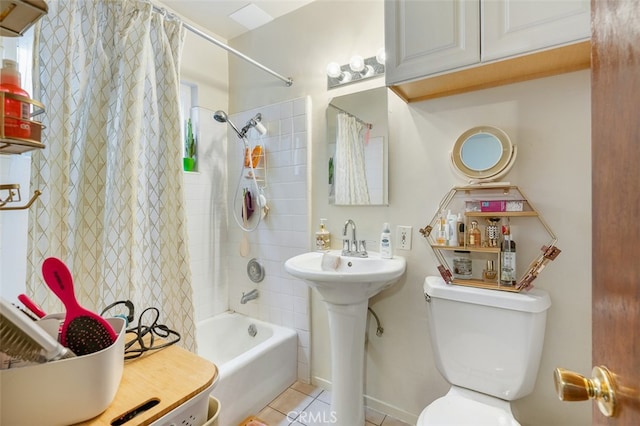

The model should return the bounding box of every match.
[453,250,472,279]
[0,59,31,139]
[436,212,447,245]
[468,220,481,248]
[486,217,501,248]
[500,224,517,286]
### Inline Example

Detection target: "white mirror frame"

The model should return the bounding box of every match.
[450,126,517,183]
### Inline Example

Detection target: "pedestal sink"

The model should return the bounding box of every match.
[285,250,406,426]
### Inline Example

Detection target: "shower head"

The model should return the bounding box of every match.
[213,110,228,123]
[214,110,243,139]
[213,110,267,139]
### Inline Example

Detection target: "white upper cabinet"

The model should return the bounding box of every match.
[385,0,591,87]
[385,0,480,84]
[482,0,590,61]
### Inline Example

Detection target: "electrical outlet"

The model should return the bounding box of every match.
[397,225,412,250]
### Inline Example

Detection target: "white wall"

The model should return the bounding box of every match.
[226,1,592,425]
[225,98,312,382]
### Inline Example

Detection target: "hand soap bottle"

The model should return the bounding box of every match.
[315,218,331,251]
[380,222,393,258]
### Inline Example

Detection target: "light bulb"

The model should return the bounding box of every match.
[361,65,375,78]
[326,62,342,78]
[376,48,386,64]
[349,55,365,72]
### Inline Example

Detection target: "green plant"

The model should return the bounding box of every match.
[185,118,196,159]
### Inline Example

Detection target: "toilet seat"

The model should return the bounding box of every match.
[417,387,520,426]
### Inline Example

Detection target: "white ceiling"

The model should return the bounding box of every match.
[158,0,314,40]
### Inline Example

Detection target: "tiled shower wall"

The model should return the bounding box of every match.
[184,97,311,382]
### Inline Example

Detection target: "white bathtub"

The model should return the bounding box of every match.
[196,312,298,425]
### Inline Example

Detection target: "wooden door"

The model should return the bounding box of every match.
[592,0,640,424]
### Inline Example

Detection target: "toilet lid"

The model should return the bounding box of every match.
[418,391,520,426]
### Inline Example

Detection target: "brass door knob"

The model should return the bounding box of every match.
[554,366,616,417]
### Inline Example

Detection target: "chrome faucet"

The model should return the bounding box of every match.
[342,219,368,257]
[241,289,259,304]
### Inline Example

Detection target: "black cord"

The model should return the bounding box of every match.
[100,300,135,324]
[123,306,180,360]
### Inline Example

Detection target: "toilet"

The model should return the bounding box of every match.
[418,276,551,425]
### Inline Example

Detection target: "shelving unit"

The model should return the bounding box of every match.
[0,93,46,154]
[243,144,267,185]
[420,184,561,292]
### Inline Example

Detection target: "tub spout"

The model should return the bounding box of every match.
[241,289,259,304]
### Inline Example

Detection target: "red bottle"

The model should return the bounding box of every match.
[1,59,30,139]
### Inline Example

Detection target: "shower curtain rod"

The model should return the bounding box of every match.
[152,5,293,87]
[329,104,373,129]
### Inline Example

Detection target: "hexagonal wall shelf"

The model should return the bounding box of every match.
[420,184,561,292]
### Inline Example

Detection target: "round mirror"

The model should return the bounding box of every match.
[451,126,516,182]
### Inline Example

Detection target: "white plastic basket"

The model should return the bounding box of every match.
[0,316,126,426]
[151,381,218,426]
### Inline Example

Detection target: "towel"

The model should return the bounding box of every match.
[321,253,341,271]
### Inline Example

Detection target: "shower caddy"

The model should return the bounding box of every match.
[0,0,48,211]
[420,184,561,292]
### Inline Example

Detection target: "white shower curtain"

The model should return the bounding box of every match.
[334,112,370,205]
[26,0,197,350]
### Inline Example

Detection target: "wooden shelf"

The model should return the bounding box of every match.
[466,211,539,218]
[451,278,520,293]
[389,41,591,103]
[431,245,500,254]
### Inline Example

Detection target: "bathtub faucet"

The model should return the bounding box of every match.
[241,289,259,304]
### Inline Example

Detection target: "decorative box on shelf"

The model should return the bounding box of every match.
[420,184,561,293]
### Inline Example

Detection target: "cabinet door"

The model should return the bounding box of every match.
[481,0,590,62]
[385,0,480,85]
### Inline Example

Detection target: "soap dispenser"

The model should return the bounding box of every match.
[315,218,331,251]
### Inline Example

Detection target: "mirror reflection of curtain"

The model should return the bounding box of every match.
[26,0,197,350]
[334,112,370,204]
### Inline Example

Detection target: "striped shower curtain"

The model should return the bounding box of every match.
[26,0,197,350]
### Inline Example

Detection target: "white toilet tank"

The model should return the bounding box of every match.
[423,276,551,401]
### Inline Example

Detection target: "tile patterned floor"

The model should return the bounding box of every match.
[254,381,412,426]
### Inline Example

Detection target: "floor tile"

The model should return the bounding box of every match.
[296,399,334,426]
[290,381,322,398]
[256,406,291,426]
[259,383,413,426]
[381,415,412,426]
[268,388,314,417]
[316,389,331,405]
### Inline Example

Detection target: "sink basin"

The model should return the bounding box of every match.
[285,250,406,425]
[284,250,406,304]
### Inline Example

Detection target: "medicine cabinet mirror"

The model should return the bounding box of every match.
[327,87,389,205]
[450,126,517,183]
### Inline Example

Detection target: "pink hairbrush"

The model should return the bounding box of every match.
[42,257,117,356]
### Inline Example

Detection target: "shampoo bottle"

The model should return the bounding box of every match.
[315,218,331,251]
[0,59,30,139]
[380,222,392,258]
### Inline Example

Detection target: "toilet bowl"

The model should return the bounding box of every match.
[417,386,519,426]
[419,276,551,425]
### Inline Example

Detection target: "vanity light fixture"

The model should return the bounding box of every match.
[327,49,385,89]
